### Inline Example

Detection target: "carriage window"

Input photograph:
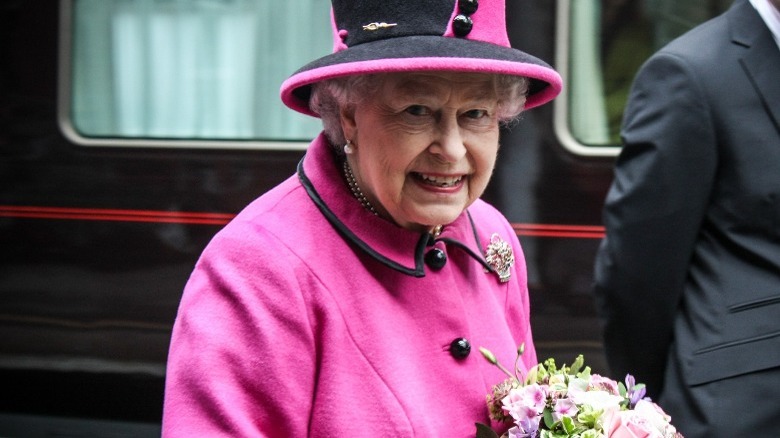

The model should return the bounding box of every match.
[64,0,331,147]
[558,0,731,154]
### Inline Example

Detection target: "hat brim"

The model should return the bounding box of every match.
[280,35,562,117]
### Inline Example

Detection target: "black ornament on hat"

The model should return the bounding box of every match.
[459,0,479,15]
[453,0,479,37]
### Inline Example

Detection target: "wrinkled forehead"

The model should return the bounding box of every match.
[381,72,499,101]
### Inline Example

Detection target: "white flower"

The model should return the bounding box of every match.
[569,387,624,413]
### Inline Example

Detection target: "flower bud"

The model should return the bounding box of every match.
[479,347,498,365]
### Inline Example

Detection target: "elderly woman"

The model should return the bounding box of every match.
[162,0,561,436]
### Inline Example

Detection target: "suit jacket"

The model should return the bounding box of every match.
[162,133,536,437]
[594,0,780,435]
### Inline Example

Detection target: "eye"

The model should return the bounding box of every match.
[463,109,489,119]
[404,105,430,116]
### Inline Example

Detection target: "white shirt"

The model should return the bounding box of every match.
[750,0,780,49]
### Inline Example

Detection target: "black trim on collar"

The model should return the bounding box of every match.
[437,211,495,274]
[298,158,427,277]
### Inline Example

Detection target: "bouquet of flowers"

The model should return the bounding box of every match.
[476,345,683,438]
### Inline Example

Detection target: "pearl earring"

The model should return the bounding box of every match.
[344,140,354,155]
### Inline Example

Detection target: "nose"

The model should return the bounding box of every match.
[428,115,467,163]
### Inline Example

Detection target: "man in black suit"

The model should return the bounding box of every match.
[594,0,780,436]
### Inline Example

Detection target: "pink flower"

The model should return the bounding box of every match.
[603,401,679,438]
[506,417,541,438]
[605,412,659,438]
[590,374,620,395]
[632,400,678,435]
[502,384,547,423]
[552,397,578,422]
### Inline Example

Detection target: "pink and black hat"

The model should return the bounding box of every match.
[280,0,563,117]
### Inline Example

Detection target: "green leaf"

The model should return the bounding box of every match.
[525,364,539,384]
[570,354,584,375]
[475,423,501,438]
[543,407,556,429]
[561,416,576,434]
[577,406,603,428]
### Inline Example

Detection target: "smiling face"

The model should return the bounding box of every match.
[339,72,502,232]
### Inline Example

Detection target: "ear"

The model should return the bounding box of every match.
[339,104,358,143]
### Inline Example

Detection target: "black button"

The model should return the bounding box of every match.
[424,248,447,270]
[449,338,471,359]
[452,14,473,37]
[459,0,479,15]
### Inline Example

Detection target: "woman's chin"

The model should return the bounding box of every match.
[395,205,465,230]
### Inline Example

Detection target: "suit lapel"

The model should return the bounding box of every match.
[730,1,780,133]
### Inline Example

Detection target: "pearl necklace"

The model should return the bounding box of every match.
[343,159,378,216]
[341,159,443,236]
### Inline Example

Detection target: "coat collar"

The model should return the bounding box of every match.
[297,133,493,277]
[730,0,780,134]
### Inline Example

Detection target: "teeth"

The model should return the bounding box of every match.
[417,173,463,188]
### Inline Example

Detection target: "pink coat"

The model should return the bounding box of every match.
[162,134,537,437]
